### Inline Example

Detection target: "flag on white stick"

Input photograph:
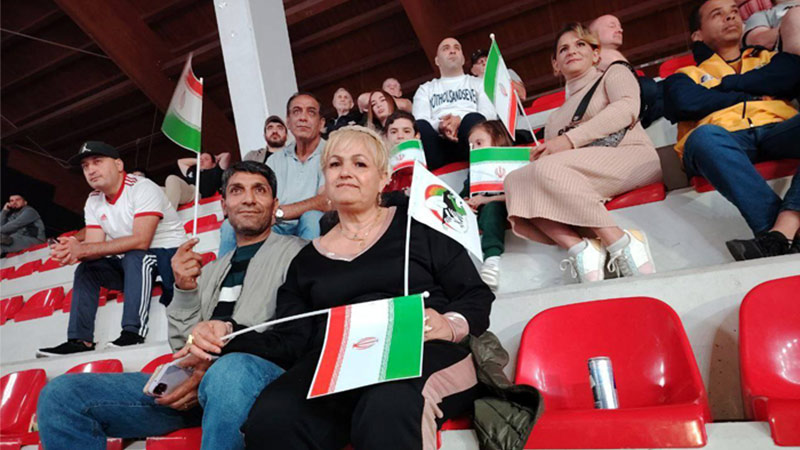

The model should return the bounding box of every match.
[308,294,425,398]
[483,35,518,140]
[469,146,529,195]
[408,162,483,260]
[389,139,427,174]
[162,55,203,152]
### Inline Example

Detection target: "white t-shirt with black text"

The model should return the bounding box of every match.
[412,74,497,130]
[84,173,187,249]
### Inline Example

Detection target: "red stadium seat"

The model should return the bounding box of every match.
[0,296,24,325]
[691,159,799,193]
[14,287,65,322]
[659,53,696,79]
[516,297,711,448]
[60,289,73,312]
[146,427,202,450]
[0,267,15,281]
[740,275,800,446]
[6,260,42,280]
[177,192,223,211]
[431,161,469,177]
[37,257,65,272]
[66,359,124,374]
[0,369,47,446]
[524,91,566,115]
[184,215,223,234]
[141,353,175,374]
[605,182,666,210]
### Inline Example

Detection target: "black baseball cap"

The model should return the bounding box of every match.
[264,115,286,128]
[69,141,120,167]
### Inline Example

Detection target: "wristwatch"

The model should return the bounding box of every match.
[275,207,285,223]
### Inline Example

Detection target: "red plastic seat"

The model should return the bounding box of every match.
[14,287,65,322]
[431,161,469,177]
[740,275,800,446]
[691,159,799,193]
[141,353,175,374]
[0,369,47,446]
[0,296,24,325]
[184,215,223,234]
[524,91,566,115]
[605,182,666,210]
[177,192,223,211]
[37,257,64,272]
[60,289,74,312]
[659,53,696,79]
[0,267,14,281]
[516,297,711,448]
[6,260,42,280]
[146,427,202,449]
[66,359,124,374]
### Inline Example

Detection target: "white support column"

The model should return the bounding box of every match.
[213,0,298,158]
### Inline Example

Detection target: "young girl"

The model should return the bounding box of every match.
[467,120,513,290]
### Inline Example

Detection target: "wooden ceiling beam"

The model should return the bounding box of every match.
[293,2,403,53]
[286,0,350,25]
[142,0,199,24]
[452,0,554,36]
[1,41,101,91]
[0,8,63,49]
[398,0,451,72]
[50,0,237,154]
[300,40,419,91]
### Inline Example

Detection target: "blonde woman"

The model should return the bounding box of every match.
[222,126,494,449]
[504,23,662,282]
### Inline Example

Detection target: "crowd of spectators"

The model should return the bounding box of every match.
[3,0,798,448]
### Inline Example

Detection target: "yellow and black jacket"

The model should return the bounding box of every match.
[664,42,800,160]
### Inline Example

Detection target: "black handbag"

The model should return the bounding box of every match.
[557,61,640,148]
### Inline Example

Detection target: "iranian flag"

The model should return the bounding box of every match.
[308,294,425,398]
[408,162,483,260]
[483,36,518,140]
[389,139,427,174]
[469,146,530,195]
[162,55,203,152]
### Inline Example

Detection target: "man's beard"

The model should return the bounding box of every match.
[267,136,286,148]
[231,218,270,237]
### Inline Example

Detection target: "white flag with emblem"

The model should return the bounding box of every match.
[407,162,482,260]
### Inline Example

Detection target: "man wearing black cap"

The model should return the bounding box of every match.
[244,115,288,164]
[38,141,187,356]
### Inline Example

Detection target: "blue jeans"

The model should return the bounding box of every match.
[218,219,236,258]
[683,115,800,234]
[272,210,323,240]
[67,248,177,342]
[37,353,284,450]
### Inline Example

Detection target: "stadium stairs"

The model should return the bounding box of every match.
[2,55,798,448]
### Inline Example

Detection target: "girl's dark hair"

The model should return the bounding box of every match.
[468,120,513,147]
[383,110,418,135]
[366,90,398,131]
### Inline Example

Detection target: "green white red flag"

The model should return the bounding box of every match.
[389,139,427,174]
[483,36,518,140]
[162,55,203,153]
[408,162,483,260]
[469,146,529,195]
[308,294,425,398]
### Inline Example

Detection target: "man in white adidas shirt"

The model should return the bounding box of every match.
[413,37,496,170]
[38,141,186,356]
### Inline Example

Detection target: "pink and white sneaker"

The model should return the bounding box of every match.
[607,229,656,277]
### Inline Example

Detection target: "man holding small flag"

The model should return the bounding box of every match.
[220,126,493,449]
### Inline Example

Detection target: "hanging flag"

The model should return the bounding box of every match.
[162,55,203,153]
[483,35,518,140]
[308,294,425,398]
[389,139,427,174]
[469,146,529,195]
[408,162,483,260]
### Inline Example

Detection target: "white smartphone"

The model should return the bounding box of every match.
[143,358,194,398]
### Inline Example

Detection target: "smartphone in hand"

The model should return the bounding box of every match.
[143,358,194,398]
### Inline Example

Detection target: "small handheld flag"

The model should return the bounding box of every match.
[389,139,427,174]
[469,146,529,195]
[483,36,518,140]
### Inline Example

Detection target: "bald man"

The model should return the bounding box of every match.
[381,77,413,112]
[589,14,629,71]
[412,37,495,170]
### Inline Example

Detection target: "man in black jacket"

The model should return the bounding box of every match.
[663,0,800,260]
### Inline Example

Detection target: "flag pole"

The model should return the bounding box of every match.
[516,93,540,146]
[191,77,203,238]
[403,198,413,297]
[222,308,331,341]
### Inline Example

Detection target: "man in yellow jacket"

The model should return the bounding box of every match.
[664,0,800,260]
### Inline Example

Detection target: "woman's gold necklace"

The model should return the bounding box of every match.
[339,208,384,248]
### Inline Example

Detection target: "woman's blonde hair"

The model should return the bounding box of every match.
[552,22,600,58]
[322,125,390,176]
